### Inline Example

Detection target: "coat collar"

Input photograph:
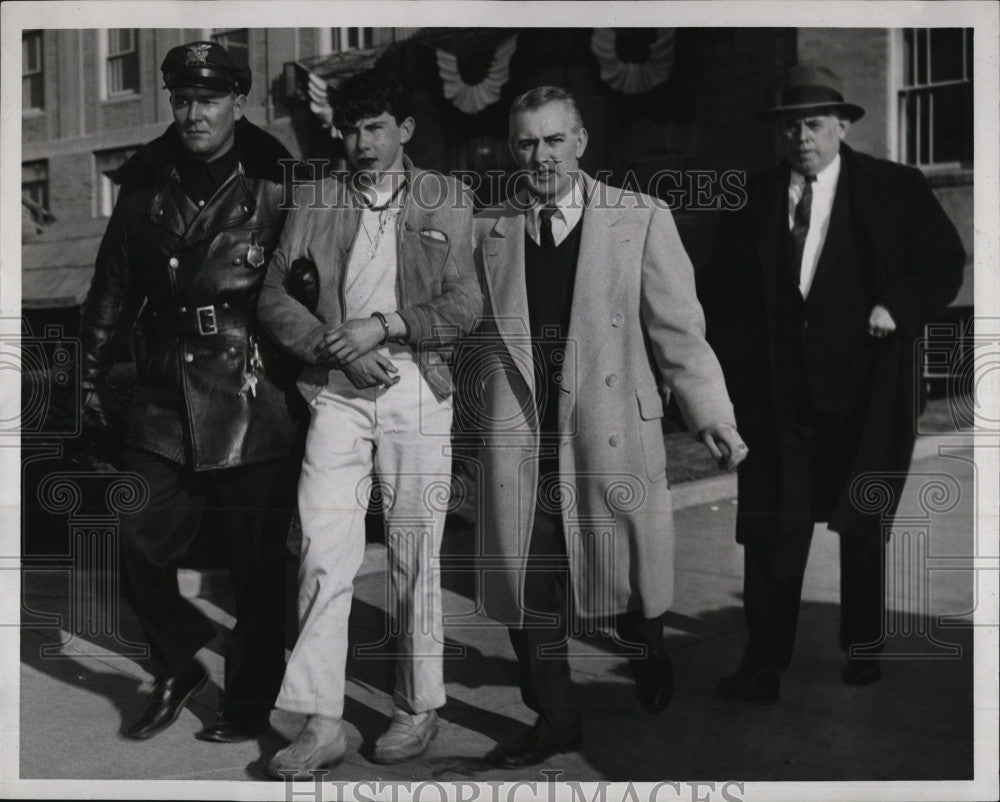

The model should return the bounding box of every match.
[480,173,638,416]
[112,118,291,187]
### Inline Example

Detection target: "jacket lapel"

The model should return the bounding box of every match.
[807,160,850,295]
[179,168,256,248]
[482,202,535,397]
[564,176,635,413]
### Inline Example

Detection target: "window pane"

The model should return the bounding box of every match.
[23,31,42,72]
[330,28,341,51]
[964,29,973,81]
[916,29,928,84]
[903,29,915,85]
[919,91,930,164]
[109,28,133,55]
[903,93,917,164]
[930,29,964,83]
[122,50,139,93]
[22,161,47,183]
[932,83,973,164]
[348,28,358,49]
[22,73,44,110]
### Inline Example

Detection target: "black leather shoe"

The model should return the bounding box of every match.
[632,649,674,712]
[196,713,261,743]
[125,662,209,740]
[715,666,780,702]
[487,730,582,769]
[843,658,881,686]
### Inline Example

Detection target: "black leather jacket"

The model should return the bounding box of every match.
[80,119,302,470]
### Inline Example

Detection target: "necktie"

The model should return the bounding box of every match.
[790,175,816,285]
[539,205,558,249]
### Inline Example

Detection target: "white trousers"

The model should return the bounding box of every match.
[276,357,453,719]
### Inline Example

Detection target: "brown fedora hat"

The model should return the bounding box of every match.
[763,64,865,121]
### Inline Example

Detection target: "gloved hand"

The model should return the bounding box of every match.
[81,382,110,431]
[286,257,320,313]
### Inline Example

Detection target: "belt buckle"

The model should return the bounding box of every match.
[196,305,218,336]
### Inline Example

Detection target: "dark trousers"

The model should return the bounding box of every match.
[120,447,295,724]
[743,344,884,671]
[509,506,664,741]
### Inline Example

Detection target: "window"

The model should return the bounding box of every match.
[210,28,249,70]
[333,27,375,51]
[898,28,973,168]
[22,161,51,226]
[22,30,44,111]
[106,29,140,97]
[94,147,138,217]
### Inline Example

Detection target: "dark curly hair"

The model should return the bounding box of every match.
[332,69,412,130]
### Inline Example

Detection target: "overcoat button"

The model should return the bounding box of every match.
[227,347,237,356]
[183,353,194,363]
[611,313,624,327]
[221,302,230,309]
[606,373,619,387]
[179,306,187,313]
[242,205,250,212]
[197,200,205,208]
[609,434,621,447]
[168,257,179,268]
[233,257,243,265]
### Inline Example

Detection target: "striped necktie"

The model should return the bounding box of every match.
[790,175,816,285]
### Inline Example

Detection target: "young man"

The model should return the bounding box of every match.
[79,41,302,742]
[470,86,746,767]
[256,69,481,777]
[704,65,964,701]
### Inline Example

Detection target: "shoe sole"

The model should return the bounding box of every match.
[370,720,439,765]
[126,670,209,740]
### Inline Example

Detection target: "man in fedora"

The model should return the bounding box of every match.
[703,64,964,701]
[80,41,303,741]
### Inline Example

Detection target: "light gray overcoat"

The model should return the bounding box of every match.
[470,174,736,626]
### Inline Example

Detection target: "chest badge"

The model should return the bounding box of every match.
[246,244,266,269]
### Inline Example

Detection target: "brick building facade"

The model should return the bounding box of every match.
[20,26,974,336]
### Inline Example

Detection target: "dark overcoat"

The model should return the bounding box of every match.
[80,119,301,470]
[703,143,965,542]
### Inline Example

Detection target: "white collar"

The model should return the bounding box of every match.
[791,153,841,190]
[528,178,586,219]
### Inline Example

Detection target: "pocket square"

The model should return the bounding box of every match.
[420,228,448,243]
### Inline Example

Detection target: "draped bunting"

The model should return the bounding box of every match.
[590,28,676,95]
[436,35,518,114]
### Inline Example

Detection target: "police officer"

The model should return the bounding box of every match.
[80,41,303,742]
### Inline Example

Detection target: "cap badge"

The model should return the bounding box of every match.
[185,43,211,65]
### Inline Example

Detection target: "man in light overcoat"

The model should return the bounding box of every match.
[468,86,746,768]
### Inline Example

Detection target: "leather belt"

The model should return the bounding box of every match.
[148,304,251,336]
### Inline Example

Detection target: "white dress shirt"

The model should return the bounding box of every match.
[524,180,585,246]
[788,153,840,298]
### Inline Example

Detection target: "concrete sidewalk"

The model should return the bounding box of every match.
[18,433,978,785]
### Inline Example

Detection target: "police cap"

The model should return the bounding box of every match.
[161,41,251,95]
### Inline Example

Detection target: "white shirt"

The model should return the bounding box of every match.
[788,153,840,298]
[524,180,585,246]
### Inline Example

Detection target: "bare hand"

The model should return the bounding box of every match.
[340,351,400,389]
[314,318,385,368]
[699,423,748,471]
[868,304,897,338]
